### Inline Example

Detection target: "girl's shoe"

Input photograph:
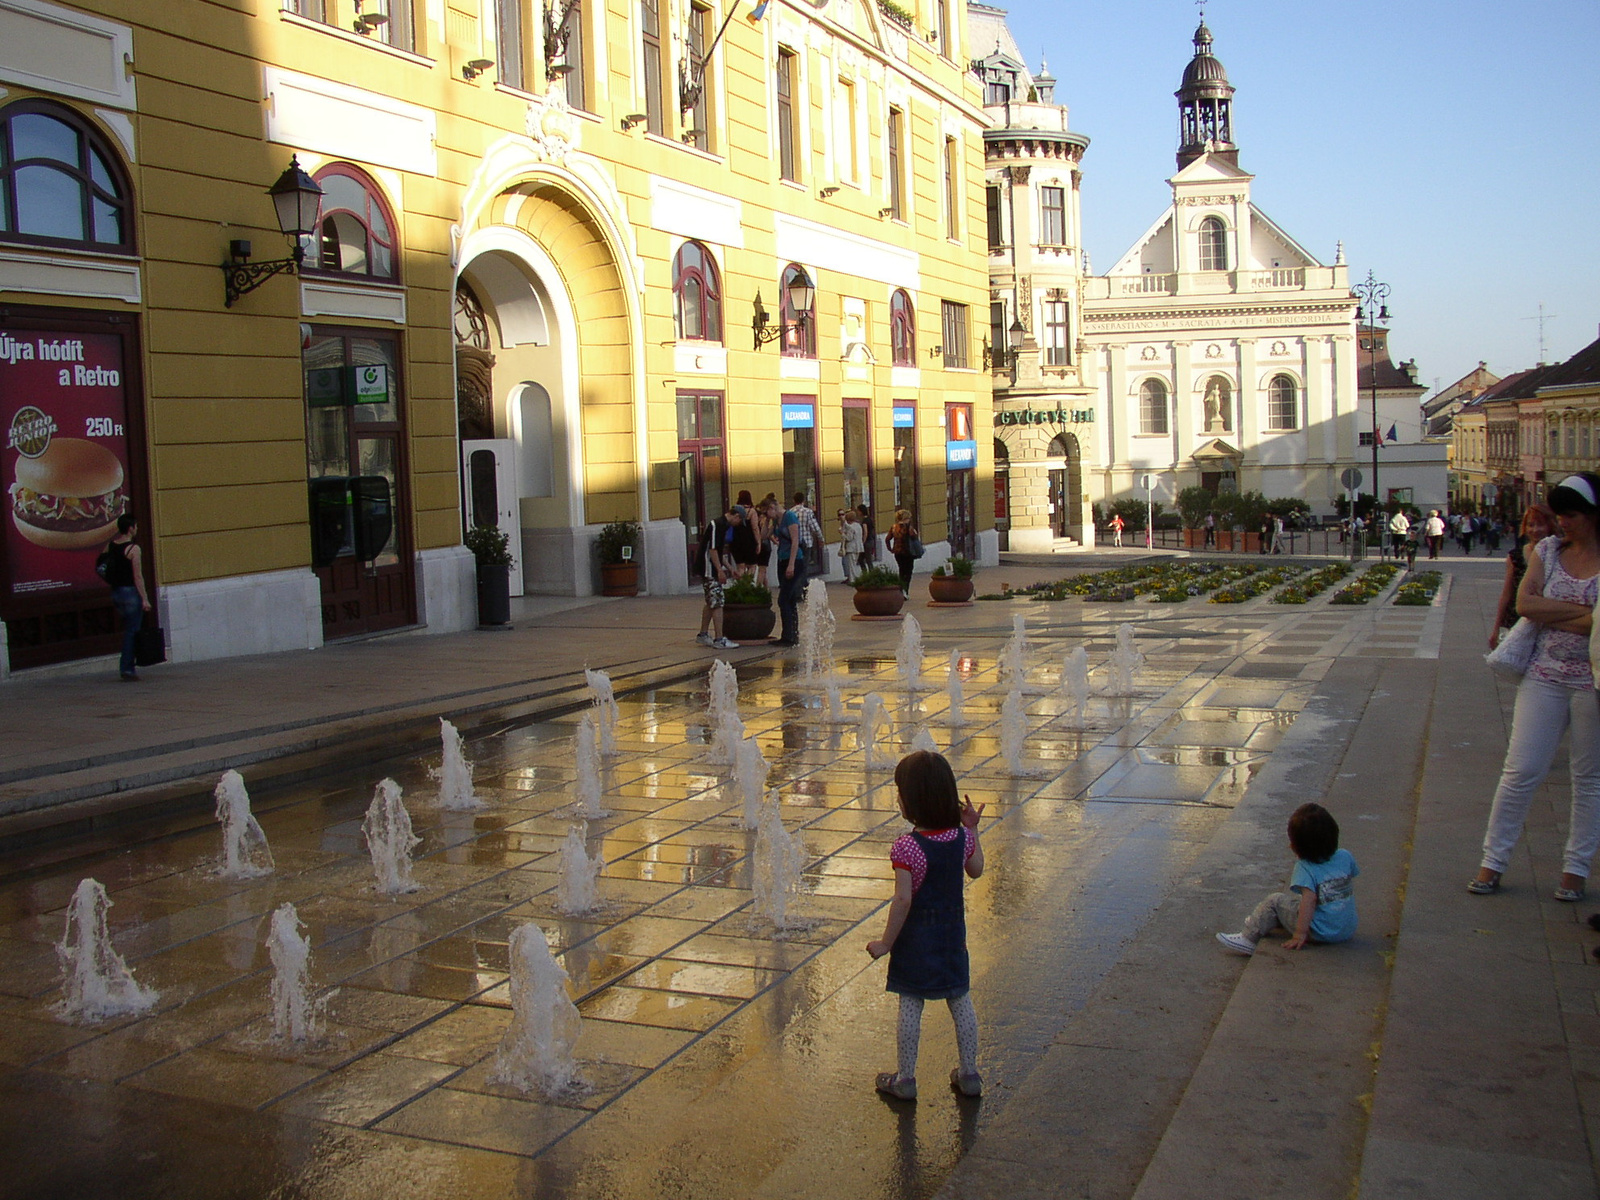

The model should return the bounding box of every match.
[1555,887,1586,902]
[1466,872,1500,895]
[875,1072,916,1101]
[950,1069,983,1097]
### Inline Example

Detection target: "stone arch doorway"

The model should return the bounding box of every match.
[1047,432,1084,541]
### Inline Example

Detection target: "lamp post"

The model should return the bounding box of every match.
[1352,270,1391,533]
[222,157,324,307]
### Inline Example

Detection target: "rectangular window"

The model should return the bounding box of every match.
[781,397,819,509]
[984,77,1010,106]
[495,0,525,91]
[989,301,1004,364]
[843,400,872,513]
[686,3,712,151]
[892,406,919,528]
[941,301,968,369]
[986,185,1003,250]
[1043,300,1069,366]
[777,47,799,182]
[1040,186,1065,246]
[641,0,665,137]
[371,0,414,51]
[558,1,586,109]
[943,137,959,240]
[836,78,858,182]
[934,0,949,56]
[1360,431,1376,447]
[886,107,904,220]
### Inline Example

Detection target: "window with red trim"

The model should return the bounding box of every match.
[889,289,915,366]
[306,164,398,282]
[672,240,722,342]
[781,262,815,358]
[0,100,133,254]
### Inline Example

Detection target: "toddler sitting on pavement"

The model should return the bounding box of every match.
[1217,802,1358,956]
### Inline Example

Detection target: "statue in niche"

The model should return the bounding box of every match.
[1202,378,1231,434]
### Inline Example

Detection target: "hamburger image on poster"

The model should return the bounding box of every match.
[9,438,127,549]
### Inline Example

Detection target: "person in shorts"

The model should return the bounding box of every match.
[696,506,741,649]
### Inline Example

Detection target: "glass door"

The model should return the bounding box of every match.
[677,391,726,578]
[842,399,873,520]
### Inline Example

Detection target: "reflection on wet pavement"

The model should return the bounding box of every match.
[0,602,1396,1197]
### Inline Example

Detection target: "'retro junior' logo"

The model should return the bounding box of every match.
[7,406,56,458]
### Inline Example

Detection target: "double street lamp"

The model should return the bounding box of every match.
[1352,269,1391,523]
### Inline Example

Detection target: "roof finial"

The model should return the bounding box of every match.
[1335,240,1345,265]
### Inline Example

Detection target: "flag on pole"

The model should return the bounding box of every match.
[749,0,770,18]
[1386,423,1399,444]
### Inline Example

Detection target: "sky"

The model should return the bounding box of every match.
[989,0,1600,394]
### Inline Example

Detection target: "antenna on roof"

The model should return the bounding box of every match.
[1523,303,1558,366]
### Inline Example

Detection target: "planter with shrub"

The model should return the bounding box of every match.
[928,555,976,603]
[722,576,776,640]
[465,524,514,626]
[851,564,906,616]
[596,520,642,596]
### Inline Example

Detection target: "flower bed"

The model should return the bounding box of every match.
[1271,562,1351,604]
[1329,562,1400,605]
[1208,565,1305,604]
[1393,570,1443,606]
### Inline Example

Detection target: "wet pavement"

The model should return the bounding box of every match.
[2,560,1593,1199]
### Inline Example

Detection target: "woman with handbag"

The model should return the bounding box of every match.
[103,513,152,682]
[1471,473,1600,900]
[887,509,920,597]
[1490,504,1556,649]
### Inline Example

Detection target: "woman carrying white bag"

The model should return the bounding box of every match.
[1471,472,1600,901]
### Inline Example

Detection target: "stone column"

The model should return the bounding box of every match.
[1172,340,1193,473]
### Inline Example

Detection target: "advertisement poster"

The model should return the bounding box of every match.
[2,329,132,599]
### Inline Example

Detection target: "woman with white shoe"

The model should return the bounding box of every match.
[1471,473,1600,901]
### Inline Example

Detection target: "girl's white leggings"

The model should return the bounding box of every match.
[1481,676,1600,877]
[896,993,979,1080]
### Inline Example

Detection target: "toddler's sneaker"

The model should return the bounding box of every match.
[712,637,739,649]
[1215,931,1255,956]
[875,1072,917,1101]
[950,1068,983,1097]
[695,632,714,646]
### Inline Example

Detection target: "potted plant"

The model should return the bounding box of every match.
[722,576,776,641]
[464,523,513,626]
[1177,485,1213,549]
[928,555,976,603]
[851,563,906,617]
[595,519,642,596]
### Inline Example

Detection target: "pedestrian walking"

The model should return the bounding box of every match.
[856,503,877,565]
[839,509,865,583]
[753,495,777,586]
[694,506,742,650]
[102,513,151,682]
[887,509,920,596]
[1424,510,1445,559]
[866,751,986,1101]
[769,497,803,647]
[790,492,827,581]
[1203,512,1215,549]
[1490,505,1557,649]
[1270,513,1286,555]
[1470,473,1600,902]
[1388,508,1410,560]
[1216,803,1358,956]
[1110,513,1124,547]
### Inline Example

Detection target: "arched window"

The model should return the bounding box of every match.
[1139,378,1169,435]
[1197,216,1227,272]
[1267,374,1298,430]
[781,262,816,358]
[672,240,722,342]
[890,289,915,365]
[308,164,397,281]
[0,100,133,253]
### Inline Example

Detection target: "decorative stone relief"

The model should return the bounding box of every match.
[524,85,581,165]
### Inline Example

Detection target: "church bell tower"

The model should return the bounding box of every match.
[1176,21,1237,169]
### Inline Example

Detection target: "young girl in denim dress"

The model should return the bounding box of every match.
[866,750,985,1100]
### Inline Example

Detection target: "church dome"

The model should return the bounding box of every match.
[1180,22,1231,90]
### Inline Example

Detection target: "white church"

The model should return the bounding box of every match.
[1080,21,1375,517]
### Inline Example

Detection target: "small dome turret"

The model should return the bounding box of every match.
[1176,20,1238,169]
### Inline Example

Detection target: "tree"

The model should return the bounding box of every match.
[1177,485,1214,529]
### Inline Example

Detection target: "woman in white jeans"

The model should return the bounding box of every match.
[1471,473,1600,901]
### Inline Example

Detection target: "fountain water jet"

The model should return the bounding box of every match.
[55,879,158,1024]
[706,661,744,765]
[730,736,769,830]
[822,679,845,724]
[896,615,926,691]
[430,719,485,811]
[574,714,607,818]
[909,727,938,754]
[1000,688,1029,776]
[584,669,619,757]
[752,795,807,931]
[268,902,326,1043]
[1062,646,1091,726]
[859,693,888,770]
[1105,623,1144,697]
[798,579,837,682]
[944,648,966,726]
[363,779,420,894]
[491,922,582,1096]
[214,770,274,879]
[556,825,604,916]
[1001,616,1030,692]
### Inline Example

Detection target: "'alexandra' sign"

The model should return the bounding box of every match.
[994,408,1094,426]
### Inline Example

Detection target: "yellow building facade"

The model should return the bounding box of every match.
[0,0,993,673]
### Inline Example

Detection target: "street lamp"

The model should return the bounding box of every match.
[222,156,324,307]
[982,318,1026,373]
[1352,269,1391,529]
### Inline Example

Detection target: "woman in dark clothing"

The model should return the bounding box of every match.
[856,503,876,565]
[104,513,151,681]
[1490,504,1557,649]
[886,509,918,596]
[727,501,758,576]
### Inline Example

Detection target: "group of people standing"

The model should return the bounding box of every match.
[696,492,924,648]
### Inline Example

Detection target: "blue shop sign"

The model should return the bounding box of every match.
[892,406,916,428]
[781,403,815,429]
[946,439,977,470]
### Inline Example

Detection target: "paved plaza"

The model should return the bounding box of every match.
[1,554,1596,1199]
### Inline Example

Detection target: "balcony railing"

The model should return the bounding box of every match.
[1120,274,1176,295]
[1247,268,1305,289]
